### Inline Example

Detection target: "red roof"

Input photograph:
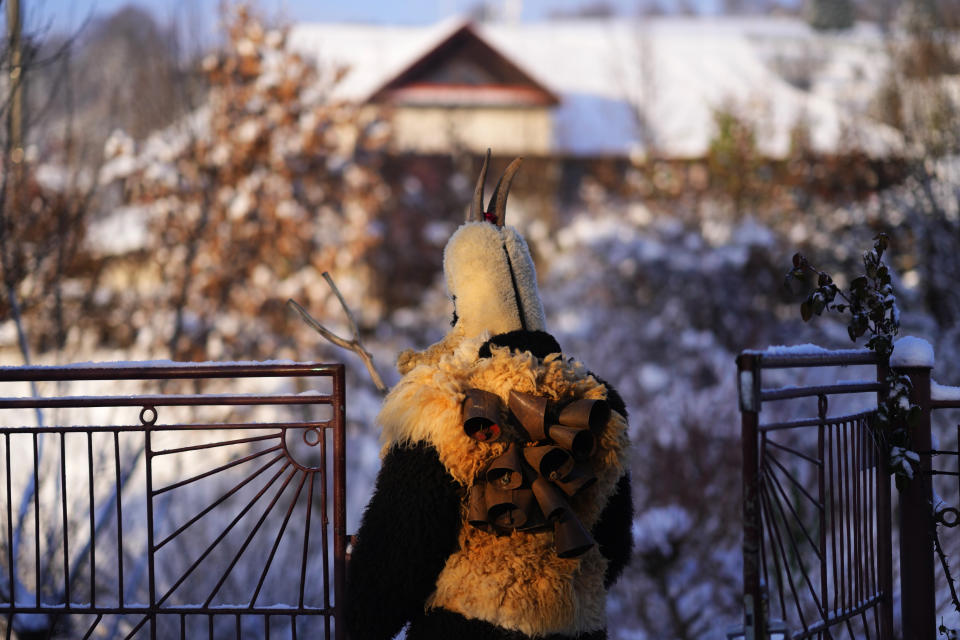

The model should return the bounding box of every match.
[369,23,559,108]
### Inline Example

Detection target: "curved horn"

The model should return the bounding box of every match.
[469,149,491,222]
[489,157,523,227]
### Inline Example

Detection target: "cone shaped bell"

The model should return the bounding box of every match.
[523,445,575,482]
[463,388,503,442]
[553,464,597,497]
[548,424,596,460]
[557,398,610,433]
[508,390,548,441]
[531,475,569,522]
[485,483,528,530]
[517,501,548,531]
[554,513,595,558]
[467,484,490,528]
[513,465,547,531]
[487,443,523,490]
[506,488,537,529]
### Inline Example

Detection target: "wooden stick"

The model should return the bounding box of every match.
[287,273,388,394]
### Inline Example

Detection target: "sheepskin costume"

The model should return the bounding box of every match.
[346,153,633,640]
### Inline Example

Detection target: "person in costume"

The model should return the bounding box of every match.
[345,152,633,640]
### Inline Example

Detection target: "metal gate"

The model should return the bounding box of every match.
[0,362,346,640]
[738,344,960,639]
[737,349,893,639]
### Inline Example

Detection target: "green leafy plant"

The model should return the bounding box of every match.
[786,233,920,487]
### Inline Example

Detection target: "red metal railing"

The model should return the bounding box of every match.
[737,349,894,639]
[0,362,346,639]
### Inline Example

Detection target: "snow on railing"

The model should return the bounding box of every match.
[890,336,935,369]
[933,381,960,404]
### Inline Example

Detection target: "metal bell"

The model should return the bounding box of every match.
[522,445,575,482]
[508,390,549,441]
[553,512,595,558]
[463,388,503,442]
[557,398,610,433]
[467,484,491,529]
[486,443,524,490]
[548,424,595,460]
[531,475,569,522]
[553,465,597,497]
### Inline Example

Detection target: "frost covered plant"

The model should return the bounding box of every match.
[890,445,921,482]
[789,232,899,357]
[786,233,920,488]
[103,4,391,361]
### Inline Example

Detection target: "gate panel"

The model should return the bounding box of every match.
[0,362,346,640]
[759,412,883,638]
[738,350,893,640]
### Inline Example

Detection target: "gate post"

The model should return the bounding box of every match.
[895,363,935,640]
[876,361,894,640]
[737,353,765,640]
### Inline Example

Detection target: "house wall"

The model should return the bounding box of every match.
[389,106,552,155]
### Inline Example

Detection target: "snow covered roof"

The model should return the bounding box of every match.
[367,21,559,107]
[289,16,903,159]
[288,17,470,106]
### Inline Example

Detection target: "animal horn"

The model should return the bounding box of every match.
[469,149,491,222]
[489,157,523,227]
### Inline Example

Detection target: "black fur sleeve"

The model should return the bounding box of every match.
[345,442,464,640]
[589,376,632,589]
[592,472,634,588]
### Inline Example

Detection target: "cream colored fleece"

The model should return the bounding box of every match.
[377,339,630,636]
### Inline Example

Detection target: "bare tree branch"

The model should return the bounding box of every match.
[287,272,388,394]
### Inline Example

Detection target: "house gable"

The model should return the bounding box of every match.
[369,23,559,108]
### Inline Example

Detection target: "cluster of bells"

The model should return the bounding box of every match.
[461,388,610,558]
